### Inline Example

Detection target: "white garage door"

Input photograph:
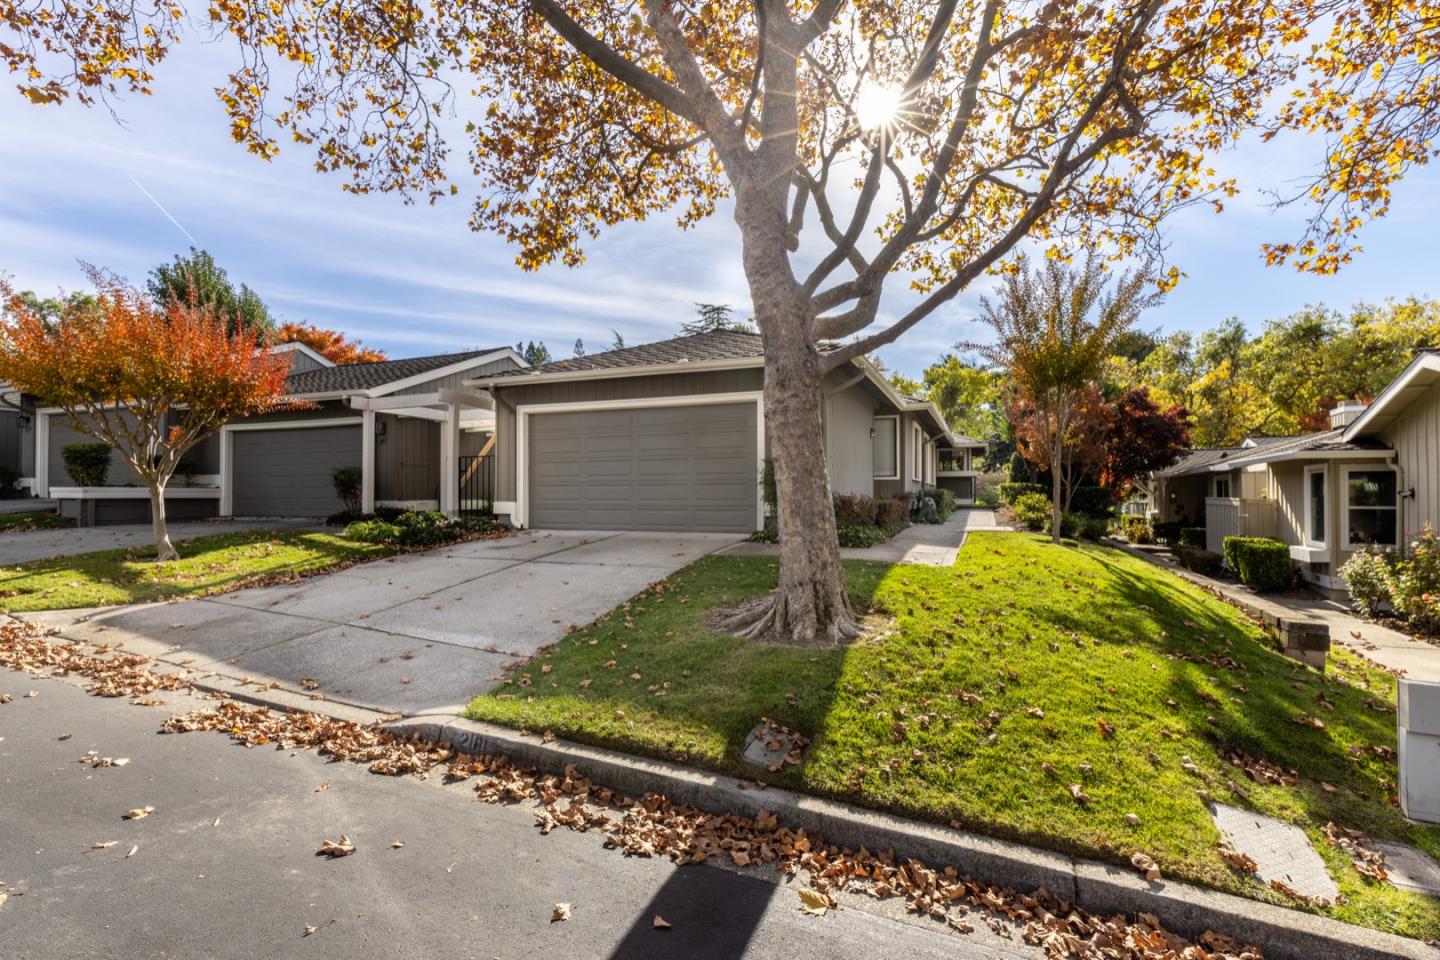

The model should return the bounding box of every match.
[527,403,758,532]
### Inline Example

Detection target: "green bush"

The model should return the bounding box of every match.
[1123,515,1154,545]
[1173,544,1224,577]
[927,486,957,522]
[1338,548,1393,618]
[61,442,112,487]
[1151,521,1180,543]
[332,466,362,513]
[997,482,1047,505]
[1068,485,1116,518]
[1386,525,1440,632]
[343,519,403,543]
[1012,492,1050,531]
[977,484,1001,507]
[1178,527,1207,548]
[1044,511,1079,539]
[1076,515,1110,541]
[342,510,499,547]
[1223,537,1294,592]
[838,523,898,548]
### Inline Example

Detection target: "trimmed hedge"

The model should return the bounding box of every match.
[997,482,1047,505]
[1222,536,1294,592]
[62,442,112,487]
[1173,544,1224,577]
[1178,527,1207,548]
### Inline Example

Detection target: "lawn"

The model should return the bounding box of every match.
[0,510,74,531]
[468,530,1439,940]
[0,529,394,612]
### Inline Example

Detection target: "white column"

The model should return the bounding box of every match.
[440,403,460,517]
[361,409,376,514]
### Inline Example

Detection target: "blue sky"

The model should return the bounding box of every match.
[3,42,1438,379]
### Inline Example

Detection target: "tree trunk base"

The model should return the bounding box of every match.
[717,590,863,646]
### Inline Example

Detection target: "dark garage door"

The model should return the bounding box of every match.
[528,403,757,532]
[231,424,362,517]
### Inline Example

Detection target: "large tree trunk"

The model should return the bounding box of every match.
[1050,433,1064,545]
[147,481,178,562]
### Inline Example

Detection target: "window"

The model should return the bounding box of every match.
[1214,476,1231,498]
[1304,466,1326,546]
[1345,467,1399,547]
[872,416,899,479]
[912,422,924,482]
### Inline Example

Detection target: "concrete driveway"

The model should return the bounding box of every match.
[0,518,319,565]
[20,530,739,715]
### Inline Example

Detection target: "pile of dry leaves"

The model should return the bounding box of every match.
[0,621,189,702]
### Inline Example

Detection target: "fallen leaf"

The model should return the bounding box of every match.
[24,690,37,698]
[1068,783,1091,805]
[317,835,356,858]
[126,844,138,859]
[652,915,671,930]
[1124,813,1141,826]
[1131,852,1162,882]
[303,925,317,937]
[551,902,572,923]
[797,887,831,916]
[122,806,154,820]
[93,840,118,849]
[391,840,405,849]
[315,783,331,793]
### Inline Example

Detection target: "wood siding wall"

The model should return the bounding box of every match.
[0,410,19,475]
[375,414,439,501]
[1384,384,1440,536]
[824,376,876,496]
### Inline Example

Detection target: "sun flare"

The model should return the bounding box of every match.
[854,83,904,131]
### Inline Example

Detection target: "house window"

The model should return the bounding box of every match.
[1345,467,1399,547]
[1304,465,1326,546]
[872,416,899,479]
[912,422,924,482]
[1214,477,1231,498]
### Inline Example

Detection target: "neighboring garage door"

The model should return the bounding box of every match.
[528,402,757,532]
[231,425,362,517]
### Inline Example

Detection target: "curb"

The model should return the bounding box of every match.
[386,713,1434,960]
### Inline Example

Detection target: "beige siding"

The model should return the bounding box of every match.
[824,378,876,496]
[1270,461,1305,545]
[1384,385,1440,536]
[491,369,763,502]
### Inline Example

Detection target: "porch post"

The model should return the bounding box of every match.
[360,409,376,514]
[440,402,460,517]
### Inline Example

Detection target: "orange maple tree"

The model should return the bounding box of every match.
[0,268,291,561]
[275,321,386,365]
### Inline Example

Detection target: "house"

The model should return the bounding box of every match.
[1155,348,1440,596]
[8,342,526,524]
[465,330,983,533]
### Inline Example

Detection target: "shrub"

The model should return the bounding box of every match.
[1068,485,1115,518]
[1076,515,1110,541]
[926,486,957,522]
[342,510,499,547]
[1146,521,1177,543]
[332,466,363,514]
[838,524,894,548]
[833,493,876,528]
[1012,492,1050,531]
[0,464,19,499]
[1044,511,1079,539]
[1178,527,1207,548]
[911,491,940,524]
[876,495,910,528]
[1223,537,1294,592]
[1173,544,1224,577]
[343,519,403,543]
[62,442,112,487]
[1339,548,1393,618]
[1387,525,1440,632]
[977,485,1001,507]
[997,482,1047,505]
[1123,515,1153,544]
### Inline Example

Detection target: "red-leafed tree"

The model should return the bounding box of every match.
[0,268,292,561]
[1009,383,1110,514]
[1100,388,1190,494]
[275,321,386,365]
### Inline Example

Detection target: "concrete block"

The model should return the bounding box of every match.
[1398,678,1440,736]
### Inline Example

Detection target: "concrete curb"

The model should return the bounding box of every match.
[387,713,1435,960]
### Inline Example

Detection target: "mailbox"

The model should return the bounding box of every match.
[1399,679,1440,824]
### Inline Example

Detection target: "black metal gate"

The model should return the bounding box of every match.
[458,454,495,516]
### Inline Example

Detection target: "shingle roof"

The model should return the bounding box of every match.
[482,329,766,380]
[286,348,509,395]
[1155,446,1245,477]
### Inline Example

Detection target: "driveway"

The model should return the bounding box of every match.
[18,530,740,715]
[0,518,319,566]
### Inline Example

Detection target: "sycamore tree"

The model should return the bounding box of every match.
[968,255,1158,543]
[0,269,290,561]
[4,0,1298,642]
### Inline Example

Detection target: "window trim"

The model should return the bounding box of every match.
[872,415,900,480]
[1303,464,1327,548]
[1342,464,1400,549]
[911,421,925,483]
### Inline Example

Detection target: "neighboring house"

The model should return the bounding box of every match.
[13,342,527,524]
[466,330,983,533]
[1150,348,1440,596]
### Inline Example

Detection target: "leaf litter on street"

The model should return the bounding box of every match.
[0,618,1276,960]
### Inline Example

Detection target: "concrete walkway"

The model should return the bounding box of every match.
[720,507,1007,567]
[0,518,319,565]
[15,530,740,715]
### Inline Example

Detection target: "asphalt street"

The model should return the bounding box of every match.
[0,672,1044,960]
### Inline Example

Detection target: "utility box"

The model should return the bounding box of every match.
[1399,679,1440,824]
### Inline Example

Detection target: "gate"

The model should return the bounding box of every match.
[458,454,495,517]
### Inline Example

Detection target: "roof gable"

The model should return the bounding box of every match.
[285,347,518,396]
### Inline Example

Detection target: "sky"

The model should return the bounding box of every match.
[3,40,1439,379]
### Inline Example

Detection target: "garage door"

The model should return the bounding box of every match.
[528,402,758,532]
[231,424,362,517]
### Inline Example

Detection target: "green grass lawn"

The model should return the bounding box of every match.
[0,529,394,612]
[0,510,74,531]
[467,530,1438,939]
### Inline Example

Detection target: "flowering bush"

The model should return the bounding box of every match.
[1388,525,1440,634]
[1338,548,1393,618]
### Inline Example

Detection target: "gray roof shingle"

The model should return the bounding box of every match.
[286,348,509,395]
[1163,431,1390,474]
[481,329,766,380]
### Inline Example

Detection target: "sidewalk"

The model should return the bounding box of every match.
[720,507,1007,566]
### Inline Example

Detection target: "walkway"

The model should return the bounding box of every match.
[720,507,1008,567]
[0,518,318,566]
